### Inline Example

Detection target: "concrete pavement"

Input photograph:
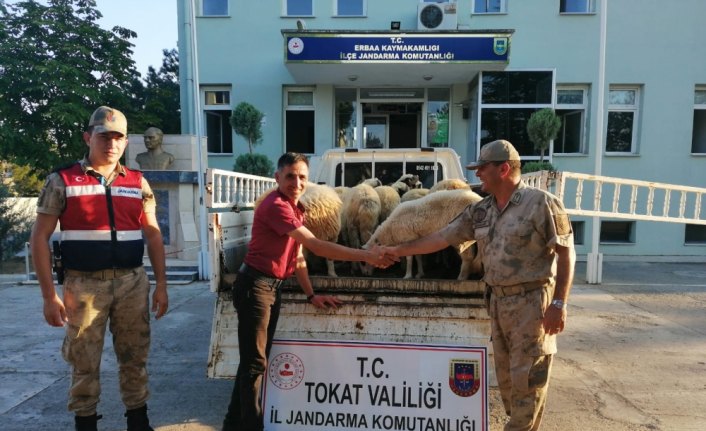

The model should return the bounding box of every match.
[2,262,706,430]
[0,278,232,431]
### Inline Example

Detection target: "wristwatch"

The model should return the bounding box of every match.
[550,299,566,309]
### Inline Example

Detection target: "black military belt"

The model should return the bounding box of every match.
[239,263,284,287]
[490,280,547,298]
[65,267,138,281]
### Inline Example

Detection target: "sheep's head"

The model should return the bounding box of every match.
[360,177,382,187]
[397,174,422,189]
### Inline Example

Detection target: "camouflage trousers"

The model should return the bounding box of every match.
[61,267,151,416]
[489,287,556,431]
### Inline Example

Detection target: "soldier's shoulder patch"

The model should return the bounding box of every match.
[553,213,572,236]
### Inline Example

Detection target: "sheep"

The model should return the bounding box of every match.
[334,186,349,199]
[429,178,470,192]
[254,183,342,277]
[361,178,382,187]
[363,189,484,280]
[400,188,429,203]
[396,188,429,278]
[373,185,401,223]
[340,183,381,275]
[390,174,422,197]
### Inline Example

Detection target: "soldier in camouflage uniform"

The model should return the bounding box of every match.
[30,106,169,431]
[384,140,575,431]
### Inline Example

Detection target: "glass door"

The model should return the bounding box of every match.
[363,115,387,148]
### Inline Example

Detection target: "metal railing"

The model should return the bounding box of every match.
[522,171,706,225]
[206,169,276,210]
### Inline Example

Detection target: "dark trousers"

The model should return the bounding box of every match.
[223,271,282,431]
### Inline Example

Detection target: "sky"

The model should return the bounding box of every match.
[9,0,179,77]
[95,0,179,77]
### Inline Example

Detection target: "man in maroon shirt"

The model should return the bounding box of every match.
[222,152,394,431]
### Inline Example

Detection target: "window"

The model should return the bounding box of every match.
[333,162,444,188]
[336,0,365,16]
[202,88,232,154]
[479,70,554,158]
[285,89,315,154]
[692,87,706,153]
[600,221,634,243]
[474,0,506,13]
[606,87,639,153]
[571,221,584,245]
[427,88,450,148]
[285,0,313,16]
[335,88,358,148]
[555,86,589,154]
[685,224,706,245]
[482,71,553,105]
[202,0,228,16]
[560,0,593,13]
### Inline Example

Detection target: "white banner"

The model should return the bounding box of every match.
[263,339,488,431]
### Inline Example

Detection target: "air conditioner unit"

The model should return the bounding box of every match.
[417,2,457,31]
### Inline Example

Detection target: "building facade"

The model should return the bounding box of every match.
[178,0,706,261]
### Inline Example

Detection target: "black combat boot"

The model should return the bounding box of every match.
[125,405,154,431]
[74,414,101,431]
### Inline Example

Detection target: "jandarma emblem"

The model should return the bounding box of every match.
[448,359,480,397]
[493,37,508,55]
[288,37,304,55]
[269,352,305,390]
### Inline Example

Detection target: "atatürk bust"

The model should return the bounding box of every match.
[135,127,175,170]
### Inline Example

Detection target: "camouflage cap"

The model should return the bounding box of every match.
[88,106,127,136]
[466,139,520,169]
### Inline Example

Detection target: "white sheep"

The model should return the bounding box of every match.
[373,185,401,223]
[397,188,428,277]
[254,183,342,277]
[400,188,429,202]
[429,178,470,192]
[340,183,381,275]
[363,189,483,280]
[390,174,422,196]
[361,178,382,187]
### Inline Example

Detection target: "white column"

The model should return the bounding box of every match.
[587,0,608,284]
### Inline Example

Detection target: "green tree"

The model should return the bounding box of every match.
[230,102,264,154]
[0,182,34,260]
[5,163,44,196]
[233,154,274,177]
[527,108,561,162]
[0,0,140,177]
[140,48,181,134]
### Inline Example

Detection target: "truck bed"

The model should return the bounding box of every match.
[208,275,495,384]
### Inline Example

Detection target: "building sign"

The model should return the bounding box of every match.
[263,339,488,431]
[284,33,510,64]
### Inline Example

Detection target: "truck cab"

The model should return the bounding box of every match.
[311,147,466,187]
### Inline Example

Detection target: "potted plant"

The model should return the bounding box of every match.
[230,102,264,155]
[527,108,561,163]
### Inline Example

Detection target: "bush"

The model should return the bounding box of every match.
[233,153,274,177]
[527,108,561,162]
[521,161,556,174]
[230,102,264,154]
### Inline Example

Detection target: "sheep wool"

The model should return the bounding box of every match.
[373,185,401,223]
[341,183,381,275]
[365,189,483,280]
[429,178,470,192]
[400,188,429,202]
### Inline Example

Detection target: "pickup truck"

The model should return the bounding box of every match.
[205,148,494,384]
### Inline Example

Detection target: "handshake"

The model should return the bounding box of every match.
[365,244,401,269]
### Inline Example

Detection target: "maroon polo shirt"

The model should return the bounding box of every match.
[243,189,305,279]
